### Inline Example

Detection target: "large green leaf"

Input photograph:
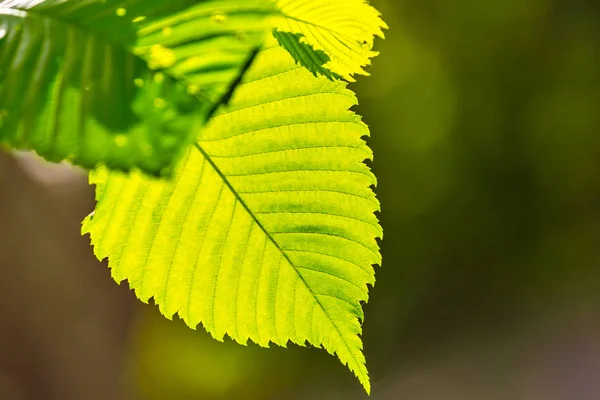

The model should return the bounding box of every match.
[274,0,387,81]
[0,0,276,175]
[83,37,381,392]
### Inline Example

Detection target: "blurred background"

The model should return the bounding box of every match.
[1,0,600,398]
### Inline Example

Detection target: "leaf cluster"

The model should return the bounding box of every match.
[0,0,386,392]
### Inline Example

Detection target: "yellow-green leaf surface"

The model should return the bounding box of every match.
[83,36,382,392]
[274,0,387,81]
[0,0,276,175]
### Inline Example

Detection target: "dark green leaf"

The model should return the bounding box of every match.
[0,0,276,175]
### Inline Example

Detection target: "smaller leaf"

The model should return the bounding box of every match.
[0,0,277,175]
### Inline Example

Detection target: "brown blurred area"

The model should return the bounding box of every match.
[0,152,137,400]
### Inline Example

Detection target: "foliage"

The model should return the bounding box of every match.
[0,0,385,392]
[274,0,387,81]
[0,0,276,174]
[272,30,342,80]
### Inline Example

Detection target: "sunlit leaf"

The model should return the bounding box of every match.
[274,0,387,81]
[83,36,381,392]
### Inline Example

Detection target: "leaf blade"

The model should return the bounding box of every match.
[272,29,341,80]
[0,0,277,174]
[83,37,381,393]
[274,0,388,81]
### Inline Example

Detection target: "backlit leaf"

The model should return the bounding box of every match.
[274,0,387,81]
[83,36,382,392]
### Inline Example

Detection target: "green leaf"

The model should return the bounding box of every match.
[272,29,341,80]
[0,0,277,175]
[274,0,388,81]
[83,37,382,392]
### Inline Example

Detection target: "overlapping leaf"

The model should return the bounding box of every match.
[272,30,341,80]
[0,0,277,175]
[274,0,387,81]
[83,37,382,392]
